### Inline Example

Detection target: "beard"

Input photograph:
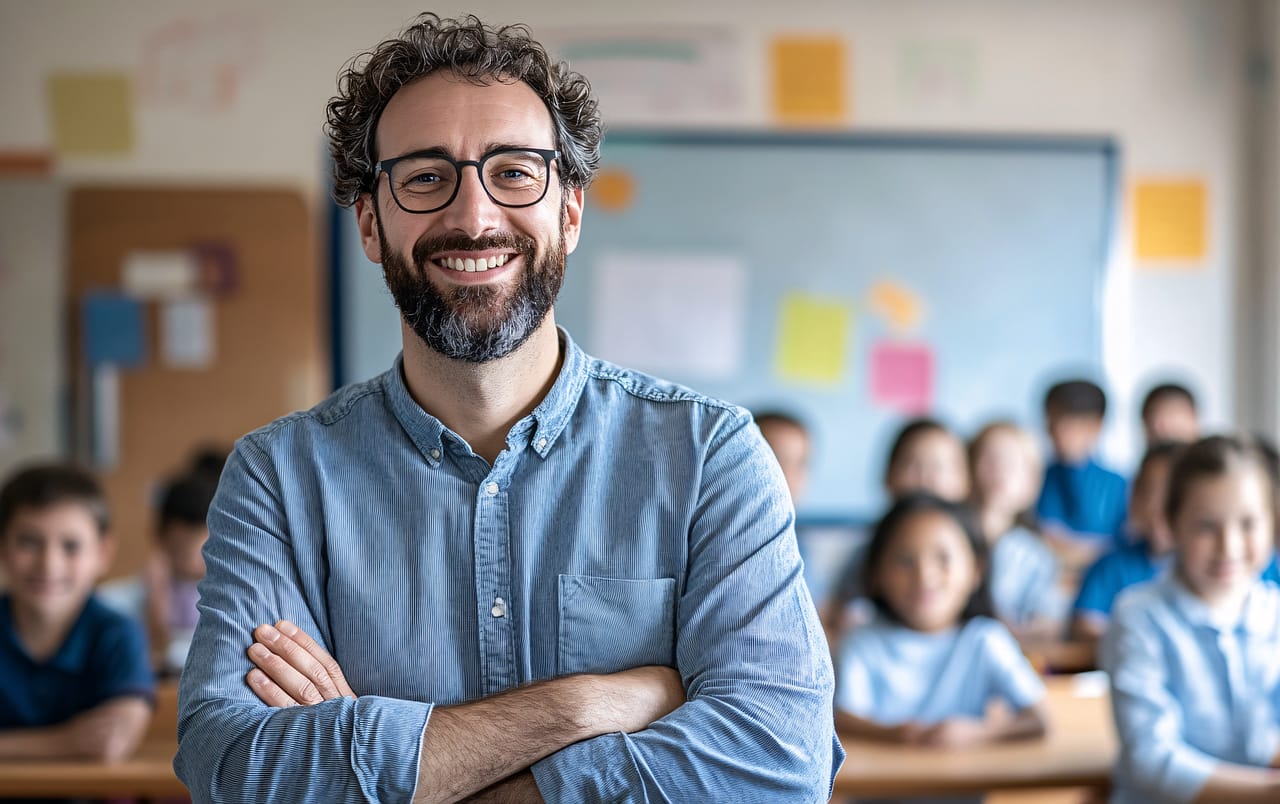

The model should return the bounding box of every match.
[376,208,565,363]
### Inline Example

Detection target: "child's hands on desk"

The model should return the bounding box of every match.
[245,619,357,706]
[915,717,990,747]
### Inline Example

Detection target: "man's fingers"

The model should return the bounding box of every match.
[247,641,325,705]
[276,620,356,699]
[253,624,342,701]
[245,666,300,708]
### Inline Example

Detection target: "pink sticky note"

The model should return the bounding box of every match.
[870,341,934,414]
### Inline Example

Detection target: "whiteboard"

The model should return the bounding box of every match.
[332,132,1117,519]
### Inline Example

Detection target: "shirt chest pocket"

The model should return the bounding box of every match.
[557,574,677,676]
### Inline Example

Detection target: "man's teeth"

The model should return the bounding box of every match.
[439,255,510,273]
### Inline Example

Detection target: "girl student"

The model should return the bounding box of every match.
[968,421,1065,637]
[834,492,1048,752]
[1103,435,1280,803]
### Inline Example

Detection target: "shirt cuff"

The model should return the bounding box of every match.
[531,732,644,803]
[351,695,433,803]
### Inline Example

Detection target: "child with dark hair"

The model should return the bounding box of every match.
[0,462,154,761]
[1036,379,1129,569]
[834,493,1048,758]
[754,410,811,505]
[1140,382,1200,446]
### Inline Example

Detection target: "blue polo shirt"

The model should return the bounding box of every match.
[0,594,154,728]
[1035,457,1128,544]
[1073,540,1170,620]
[1264,554,1280,585]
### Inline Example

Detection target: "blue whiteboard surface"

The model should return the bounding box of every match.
[332,132,1117,519]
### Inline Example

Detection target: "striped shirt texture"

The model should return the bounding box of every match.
[175,329,842,802]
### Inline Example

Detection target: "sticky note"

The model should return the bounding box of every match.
[1133,180,1207,262]
[775,293,852,384]
[771,36,847,124]
[870,341,934,414]
[48,72,135,156]
[868,280,924,332]
[83,292,146,368]
[590,167,636,214]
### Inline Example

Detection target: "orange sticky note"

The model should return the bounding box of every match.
[1133,180,1207,263]
[771,36,848,125]
[590,167,636,214]
[868,280,923,333]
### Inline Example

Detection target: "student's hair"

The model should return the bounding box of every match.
[1044,379,1107,419]
[861,492,994,626]
[327,13,603,206]
[1164,435,1278,524]
[753,410,808,434]
[1254,433,1280,493]
[186,445,229,483]
[157,471,219,532]
[1141,383,1197,421]
[884,418,953,481]
[0,462,110,537]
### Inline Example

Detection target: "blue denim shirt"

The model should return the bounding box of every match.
[175,329,842,803]
[1102,576,1280,803]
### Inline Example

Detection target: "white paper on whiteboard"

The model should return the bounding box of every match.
[161,297,215,368]
[592,253,745,380]
[122,250,200,298]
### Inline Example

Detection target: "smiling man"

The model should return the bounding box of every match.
[174,14,841,803]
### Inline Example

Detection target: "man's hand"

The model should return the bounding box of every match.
[245,620,356,706]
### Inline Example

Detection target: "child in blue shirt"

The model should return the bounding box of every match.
[0,463,154,761]
[1036,379,1128,571]
[835,493,1048,752]
[1072,440,1184,640]
[1103,435,1280,802]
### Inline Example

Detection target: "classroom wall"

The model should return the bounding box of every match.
[0,0,1267,471]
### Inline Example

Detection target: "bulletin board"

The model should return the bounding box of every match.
[333,132,1117,518]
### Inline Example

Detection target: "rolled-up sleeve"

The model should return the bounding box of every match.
[174,439,432,803]
[531,411,844,801]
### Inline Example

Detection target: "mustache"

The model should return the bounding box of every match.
[411,231,537,269]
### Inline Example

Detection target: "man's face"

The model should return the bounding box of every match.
[355,72,584,362]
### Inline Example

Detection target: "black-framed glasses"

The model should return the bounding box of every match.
[372,147,561,214]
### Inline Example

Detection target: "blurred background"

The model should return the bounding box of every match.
[0,0,1277,579]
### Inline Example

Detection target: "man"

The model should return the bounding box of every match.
[175,13,841,803]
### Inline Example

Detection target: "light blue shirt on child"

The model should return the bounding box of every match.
[989,526,1066,627]
[1102,575,1280,803]
[836,615,1045,723]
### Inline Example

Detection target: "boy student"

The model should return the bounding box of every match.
[754,410,811,504]
[0,463,154,762]
[1140,382,1200,446]
[1036,379,1128,569]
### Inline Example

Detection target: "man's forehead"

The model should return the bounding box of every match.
[376,71,554,157]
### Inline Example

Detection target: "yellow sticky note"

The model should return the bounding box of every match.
[590,167,636,214]
[775,294,852,384]
[1133,180,1207,262]
[771,36,848,125]
[48,72,135,156]
[868,280,923,333]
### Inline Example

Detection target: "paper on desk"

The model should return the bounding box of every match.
[592,252,745,380]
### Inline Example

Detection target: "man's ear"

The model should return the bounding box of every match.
[354,193,383,264]
[562,185,584,255]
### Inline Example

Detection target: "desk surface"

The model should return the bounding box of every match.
[835,673,1116,797]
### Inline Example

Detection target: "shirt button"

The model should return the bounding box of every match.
[536,437,548,449]
[485,482,499,496]
[491,597,506,618]
[429,448,441,460]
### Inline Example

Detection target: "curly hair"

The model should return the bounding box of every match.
[326,13,603,207]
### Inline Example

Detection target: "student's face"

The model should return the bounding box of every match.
[0,503,111,619]
[1046,412,1102,464]
[759,421,811,503]
[354,71,584,362]
[1172,466,1274,607]
[875,510,980,633]
[162,522,209,581]
[1131,457,1174,553]
[1143,398,1198,445]
[886,431,969,503]
[972,429,1038,515]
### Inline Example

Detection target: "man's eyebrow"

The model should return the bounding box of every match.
[383,145,452,162]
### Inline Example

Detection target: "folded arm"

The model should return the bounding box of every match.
[0,696,151,762]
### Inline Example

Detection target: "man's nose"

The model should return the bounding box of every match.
[436,164,502,237]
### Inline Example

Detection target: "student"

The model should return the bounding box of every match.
[1036,379,1128,568]
[144,469,218,676]
[968,421,1064,636]
[1103,435,1280,802]
[0,463,154,762]
[1140,382,1200,446]
[1071,441,1183,641]
[755,410,811,504]
[821,418,970,631]
[834,493,1048,757]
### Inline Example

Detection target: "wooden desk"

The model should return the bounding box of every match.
[0,681,187,799]
[835,673,1116,798]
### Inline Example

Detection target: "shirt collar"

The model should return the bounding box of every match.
[1164,574,1277,636]
[382,327,589,464]
[0,594,96,671]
